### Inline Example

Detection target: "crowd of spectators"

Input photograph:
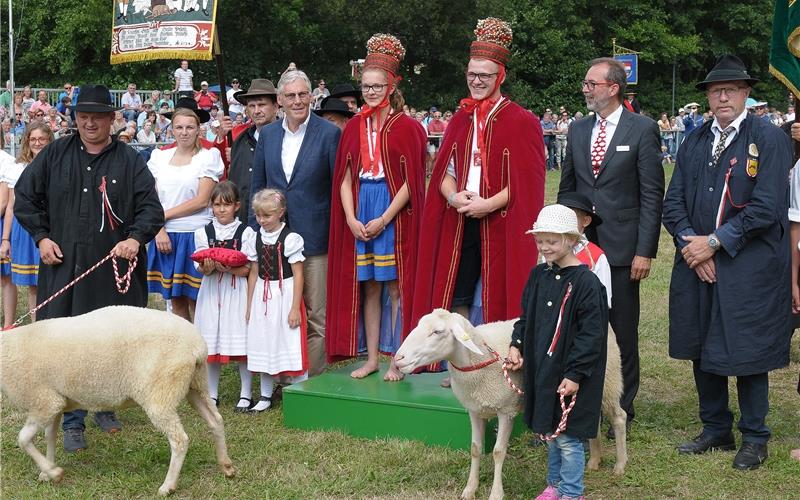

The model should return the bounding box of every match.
[2,66,795,175]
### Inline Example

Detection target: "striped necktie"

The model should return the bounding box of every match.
[712,126,734,166]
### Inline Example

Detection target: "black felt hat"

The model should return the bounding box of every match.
[556,191,603,228]
[314,97,355,118]
[163,97,211,123]
[74,84,120,113]
[329,83,362,104]
[696,54,759,90]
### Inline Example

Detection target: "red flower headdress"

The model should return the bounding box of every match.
[470,17,513,67]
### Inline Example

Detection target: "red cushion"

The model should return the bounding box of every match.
[191,247,249,268]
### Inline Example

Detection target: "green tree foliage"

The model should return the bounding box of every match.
[0,0,787,116]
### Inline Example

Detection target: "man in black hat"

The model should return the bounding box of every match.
[314,96,354,131]
[216,79,279,221]
[663,54,793,470]
[328,83,362,113]
[14,84,164,452]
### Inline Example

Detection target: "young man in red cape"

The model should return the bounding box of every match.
[411,18,545,371]
[326,34,427,381]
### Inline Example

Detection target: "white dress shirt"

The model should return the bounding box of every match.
[589,104,623,157]
[281,111,311,183]
[710,109,748,154]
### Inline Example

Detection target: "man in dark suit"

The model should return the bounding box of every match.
[250,69,342,377]
[559,57,664,432]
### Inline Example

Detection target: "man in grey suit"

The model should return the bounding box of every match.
[559,57,664,432]
[250,69,342,377]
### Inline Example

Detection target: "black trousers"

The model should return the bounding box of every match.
[609,266,640,421]
[692,361,770,443]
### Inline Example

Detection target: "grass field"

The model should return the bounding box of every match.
[1,166,799,499]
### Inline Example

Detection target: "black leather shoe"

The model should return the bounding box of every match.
[676,432,736,454]
[733,442,768,470]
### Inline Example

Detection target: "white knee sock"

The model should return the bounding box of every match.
[251,373,274,411]
[239,362,253,399]
[207,362,221,400]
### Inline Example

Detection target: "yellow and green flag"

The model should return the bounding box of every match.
[770,0,800,95]
[110,1,218,64]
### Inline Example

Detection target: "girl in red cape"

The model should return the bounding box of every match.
[326,34,427,381]
[410,18,545,374]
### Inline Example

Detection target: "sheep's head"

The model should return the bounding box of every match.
[394,309,483,373]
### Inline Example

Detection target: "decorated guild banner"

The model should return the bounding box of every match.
[110,1,218,64]
[770,0,800,96]
[613,54,638,85]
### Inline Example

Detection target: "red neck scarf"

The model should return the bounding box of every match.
[458,66,506,189]
[359,74,398,176]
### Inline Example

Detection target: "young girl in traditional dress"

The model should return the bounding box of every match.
[506,204,608,500]
[194,181,255,412]
[244,189,307,413]
[0,145,15,328]
[0,123,54,327]
[327,33,426,381]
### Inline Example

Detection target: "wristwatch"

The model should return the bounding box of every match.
[707,233,721,250]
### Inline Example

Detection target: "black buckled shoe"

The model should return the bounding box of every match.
[733,442,768,470]
[63,428,87,453]
[677,432,736,454]
[233,397,253,413]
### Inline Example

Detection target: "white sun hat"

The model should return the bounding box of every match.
[526,204,581,237]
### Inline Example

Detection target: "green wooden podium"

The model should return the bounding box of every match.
[283,363,526,451]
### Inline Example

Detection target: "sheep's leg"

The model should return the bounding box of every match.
[488,413,513,500]
[187,388,235,478]
[610,405,628,475]
[461,411,484,500]
[18,416,63,483]
[37,414,63,482]
[144,407,189,496]
[587,418,602,471]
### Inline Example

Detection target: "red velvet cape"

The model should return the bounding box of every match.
[326,113,427,362]
[411,98,545,327]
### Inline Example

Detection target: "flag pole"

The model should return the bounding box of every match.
[213,29,233,145]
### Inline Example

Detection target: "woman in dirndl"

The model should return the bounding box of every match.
[0,122,54,326]
[326,33,426,381]
[147,107,222,320]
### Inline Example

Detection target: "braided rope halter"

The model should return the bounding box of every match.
[10,251,137,328]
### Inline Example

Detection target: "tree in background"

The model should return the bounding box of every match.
[0,0,786,116]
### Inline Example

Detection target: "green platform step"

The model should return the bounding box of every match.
[283,362,526,451]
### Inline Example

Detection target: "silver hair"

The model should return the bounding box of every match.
[277,70,312,95]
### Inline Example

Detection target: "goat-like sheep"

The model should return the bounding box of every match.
[0,305,235,496]
[395,309,627,500]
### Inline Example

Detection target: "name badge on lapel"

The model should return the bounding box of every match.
[616,145,630,152]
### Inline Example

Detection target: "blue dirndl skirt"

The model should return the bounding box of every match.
[147,232,202,300]
[10,216,39,286]
[0,217,10,277]
[356,178,397,282]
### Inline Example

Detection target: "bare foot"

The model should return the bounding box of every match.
[791,448,800,462]
[440,376,451,388]
[383,363,405,382]
[351,361,379,379]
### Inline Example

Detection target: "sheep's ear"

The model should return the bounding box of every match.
[451,321,483,355]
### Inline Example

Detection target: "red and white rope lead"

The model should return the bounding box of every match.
[537,392,577,442]
[501,357,576,442]
[10,251,137,327]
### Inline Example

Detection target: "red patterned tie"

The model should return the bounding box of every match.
[591,118,607,178]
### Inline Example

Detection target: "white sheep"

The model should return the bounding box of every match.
[395,309,627,500]
[0,305,236,496]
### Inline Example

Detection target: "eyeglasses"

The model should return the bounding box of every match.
[706,87,744,98]
[361,83,388,93]
[35,113,44,117]
[30,137,49,143]
[282,91,310,102]
[582,80,616,91]
[466,72,498,83]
